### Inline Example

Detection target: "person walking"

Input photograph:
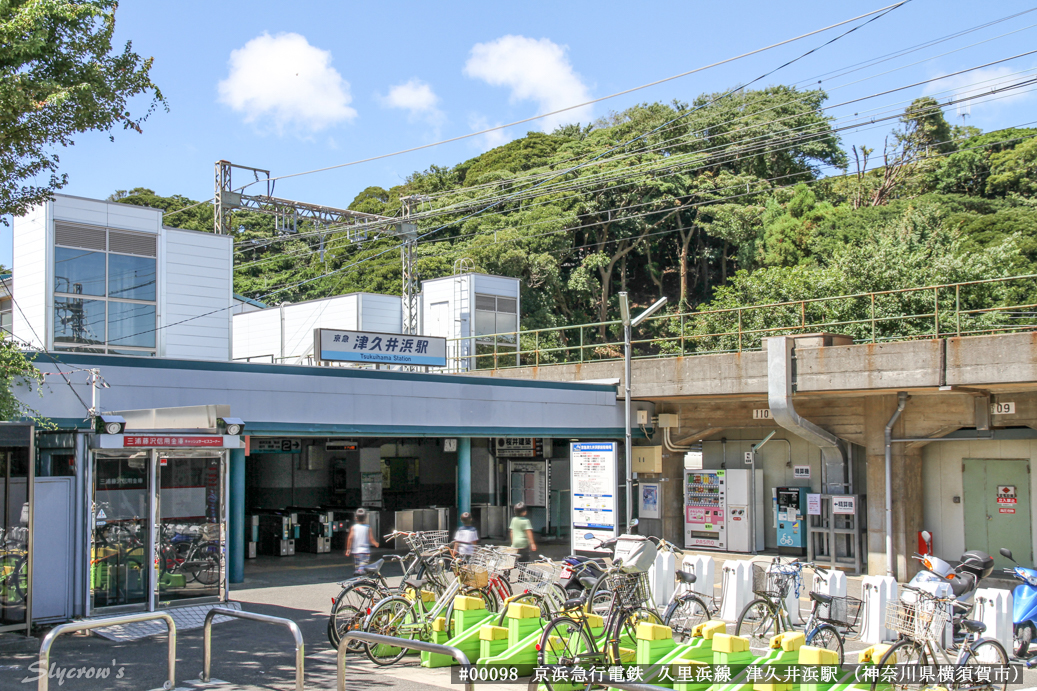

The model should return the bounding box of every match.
[345,507,378,573]
[452,512,479,558]
[509,502,536,564]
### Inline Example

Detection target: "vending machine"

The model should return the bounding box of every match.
[775,487,808,556]
[684,469,726,550]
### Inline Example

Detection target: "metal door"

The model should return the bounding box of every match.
[963,459,1032,567]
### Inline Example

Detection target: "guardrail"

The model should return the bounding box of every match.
[445,272,1037,371]
[37,611,176,691]
[338,631,473,691]
[202,607,304,691]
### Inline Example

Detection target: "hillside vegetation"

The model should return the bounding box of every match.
[114,88,1037,358]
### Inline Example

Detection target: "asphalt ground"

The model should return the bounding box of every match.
[1,541,1035,691]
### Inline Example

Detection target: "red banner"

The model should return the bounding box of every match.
[123,435,224,447]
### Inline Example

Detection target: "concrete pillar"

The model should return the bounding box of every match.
[229,447,245,584]
[458,437,471,521]
[864,395,923,580]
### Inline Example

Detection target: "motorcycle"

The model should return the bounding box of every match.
[906,530,994,619]
[998,547,1037,657]
[558,519,639,598]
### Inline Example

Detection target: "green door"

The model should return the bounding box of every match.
[963,459,1032,568]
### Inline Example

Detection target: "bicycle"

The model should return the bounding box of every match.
[735,559,853,663]
[361,543,500,665]
[0,527,27,607]
[494,557,568,626]
[535,562,663,691]
[158,523,222,586]
[328,529,445,651]
[871,586,1009,691]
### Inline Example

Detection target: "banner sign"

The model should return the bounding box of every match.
[315,328,447,367]
[571,442,617,553]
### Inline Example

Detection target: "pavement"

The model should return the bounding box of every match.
[0,540,1034,691]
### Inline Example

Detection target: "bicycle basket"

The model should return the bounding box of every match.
[752,563,795,599]
[514,562,563,596]
[884,599,948,643]
[469,546,513,576]
[604,571,652,608]
[404,530,449,556]
[815,595,863,628]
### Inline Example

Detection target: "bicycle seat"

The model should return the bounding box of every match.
[810,592,834,605]
[563,596,586,610]
[356,558,384,576]
[404,578,426,590]
[578,576,598,589]
[960,619,986,634]
[676,570,697,584]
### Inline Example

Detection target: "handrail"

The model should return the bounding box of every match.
[202,607,304,691]
[443,272,1037,371]
[338,631,472,691]
[37,611,176,691]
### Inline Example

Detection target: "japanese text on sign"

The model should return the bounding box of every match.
[124,436,224,447]
[315,328,447,367]
[832,495,856,515]
[571,442,616,553]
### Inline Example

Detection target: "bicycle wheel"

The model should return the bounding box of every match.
[495,592,546,627]
[328,581,385,650]
[956,638,1009,691]
[609,607,663,663]
[0,554,27,606]
[192,544,221,586]
[805,623,845,665]
[537,617,597,690]
[735,598,780,649]
[364,596,418,666]
[869,638,929,691]
[664,594,711,643]
[445,587,497,639]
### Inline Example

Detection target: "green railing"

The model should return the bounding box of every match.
[445,273,1037,372]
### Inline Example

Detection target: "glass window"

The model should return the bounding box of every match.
[475,310,496,336]
[108,349,156,357]
[108,254,156,301]
[107,301,156,348]
[496,312,518,338]
[53,298,105,345]
[54,247,106,296]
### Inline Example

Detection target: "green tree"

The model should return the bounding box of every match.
[0,0,165,218]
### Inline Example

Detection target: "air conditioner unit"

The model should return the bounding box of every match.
[326,439,358,452]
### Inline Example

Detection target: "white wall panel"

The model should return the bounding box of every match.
[12,203,48,348]
[163,228,232,361]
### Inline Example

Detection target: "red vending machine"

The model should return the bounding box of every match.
[683,469,726,549]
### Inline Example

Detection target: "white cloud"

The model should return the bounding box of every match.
[923,65,1036,117]
[381,78,445,126]
[469,114,512,151]
[218,32,356,133]
[464,35,592,132]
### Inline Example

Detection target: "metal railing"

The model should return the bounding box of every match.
[37,611,176,691]
[445,273,1037,371]
[202,607,304,691]
[338,631,473,691]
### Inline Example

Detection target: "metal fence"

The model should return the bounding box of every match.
[446,273,1037,371]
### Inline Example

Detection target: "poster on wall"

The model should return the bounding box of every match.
[639,482,660,519]
[571,442,617,553]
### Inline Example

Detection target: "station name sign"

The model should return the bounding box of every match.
[315,328,447,367]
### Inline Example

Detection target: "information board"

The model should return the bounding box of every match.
[571,442,617,553]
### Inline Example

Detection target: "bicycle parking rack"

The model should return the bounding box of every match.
[339,631,473,691]
[201,607,304,691]
[36,611,176,691]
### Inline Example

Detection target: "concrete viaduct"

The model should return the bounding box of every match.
[472,330,1037,578]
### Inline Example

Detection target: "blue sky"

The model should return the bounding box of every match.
[5,0,1037,266]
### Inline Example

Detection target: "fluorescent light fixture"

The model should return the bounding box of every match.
[619,292,630,326]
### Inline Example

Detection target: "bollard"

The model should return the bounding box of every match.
[682,554,715,599]
[719,560,753,622]
[812,568,847,598]
[974,588,1013,658]
[860,575,898,644]
[912,580,954,649]
[650,549,676,607]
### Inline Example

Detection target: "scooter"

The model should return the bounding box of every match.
[998,547,1037,657]
[906,530,993,619]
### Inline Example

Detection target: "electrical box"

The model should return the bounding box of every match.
[636,409,650,425]
[633,446,662,474]
[656,413,679,428]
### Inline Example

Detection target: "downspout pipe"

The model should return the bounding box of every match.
[766,336,848,493]
[885,391,908,578]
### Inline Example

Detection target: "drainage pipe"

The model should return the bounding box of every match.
[884,391,908,578]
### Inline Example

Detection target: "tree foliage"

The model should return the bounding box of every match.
[0,0,164,218]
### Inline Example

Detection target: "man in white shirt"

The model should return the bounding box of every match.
[452,512,479,557]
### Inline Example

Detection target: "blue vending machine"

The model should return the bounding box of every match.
[776,487,808,556]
